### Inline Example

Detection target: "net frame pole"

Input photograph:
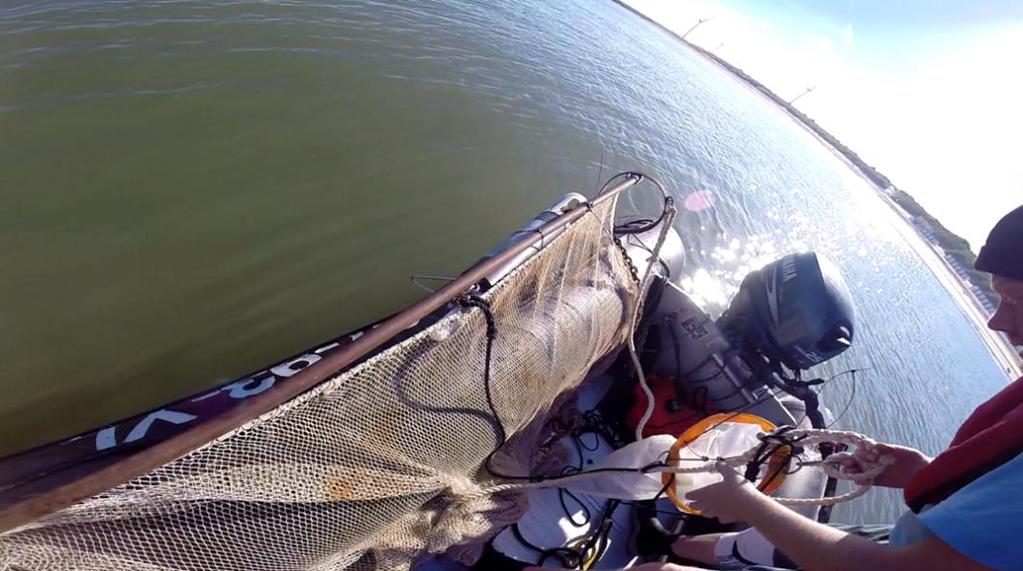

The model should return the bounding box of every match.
[0,174,642,534]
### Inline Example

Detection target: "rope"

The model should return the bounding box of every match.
[484,427,893,508]
[652,428,894,507]
[628,190,678,441]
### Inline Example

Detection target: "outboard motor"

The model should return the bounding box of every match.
[628,252,856,436]
[718,252,855,373]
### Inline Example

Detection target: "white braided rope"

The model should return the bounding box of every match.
[629,196,678,441]
[484,428,893,507]
[654,428,894,506]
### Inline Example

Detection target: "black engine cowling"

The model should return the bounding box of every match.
[718,252,855,372]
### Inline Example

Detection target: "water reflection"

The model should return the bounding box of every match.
[679,231,782,312]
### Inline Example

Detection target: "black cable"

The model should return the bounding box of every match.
[559,486,592,528]
[666,322,726,385]
[493,462,671,482]
[513,423,631,568]
[614,217,656,233]
[459,294,505,444]
[619,501,688,517]
[653,474,674,502]
[826,368,859,429]
[574,499,621,567]
[458,293,525,483]
[690,385,710,413]
[745,428,806,493]
[511,523,582,569]
[670,387,792,462]
[576,430,602,453]
[597,171,643,196]
[600,171,673,236]
[559,432,602,529]
[558,438,593,528]
[462,313,674,482]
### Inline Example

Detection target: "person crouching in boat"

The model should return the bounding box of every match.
[528,204,1023,571]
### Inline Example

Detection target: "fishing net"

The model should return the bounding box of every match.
[0,197,640,571]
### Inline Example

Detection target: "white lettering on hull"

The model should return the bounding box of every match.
[96,409,198,451]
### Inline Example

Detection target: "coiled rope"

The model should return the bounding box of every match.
[653,428,894,507]
[481,427,892,507]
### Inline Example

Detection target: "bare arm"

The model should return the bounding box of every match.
[525,563,701,571]
[741,489,986,571]
[686,463,990,571]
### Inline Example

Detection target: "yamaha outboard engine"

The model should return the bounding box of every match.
[633,252,855,433]
[718,252,855,373]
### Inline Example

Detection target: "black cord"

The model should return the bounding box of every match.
[558,484,592,528]
[559,438,595,528]
[457,294,514,480]
[510,423,632,568]
[614,217,656,233]
[620,501,691,517]
[653,474,674,502]
[512,523,582,568]
[744,427,806,491]
[666,321,726,385]
[825,368,860,429]
[459,294,503,440]
[575,499,621,566]
[601,171,673,236]
[670,387,788,462]
[597,171,643,196]
[576,430,602,453]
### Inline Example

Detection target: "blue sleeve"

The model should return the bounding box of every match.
[918,452,1023,571]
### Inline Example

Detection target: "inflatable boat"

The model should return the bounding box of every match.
[0,173,857,571]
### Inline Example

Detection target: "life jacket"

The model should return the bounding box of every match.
[904,376,1023,512]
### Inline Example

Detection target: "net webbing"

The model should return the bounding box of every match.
[0,197,639,571]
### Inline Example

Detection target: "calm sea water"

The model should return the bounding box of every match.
[0,0,1014,524]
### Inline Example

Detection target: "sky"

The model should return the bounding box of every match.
[625,0,1023,250]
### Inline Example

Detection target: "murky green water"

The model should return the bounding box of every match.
[0,0,1013,523]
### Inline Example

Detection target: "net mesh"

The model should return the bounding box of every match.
[0,197,639,571]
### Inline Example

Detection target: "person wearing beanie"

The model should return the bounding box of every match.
[527,206,1023,571]
[976,205,1023,282]
[977,205,1023,347]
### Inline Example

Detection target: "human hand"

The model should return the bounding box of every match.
[525,564,704,571]
[832,441,931,489]
[683,461,769,524]
[621,564,707,571]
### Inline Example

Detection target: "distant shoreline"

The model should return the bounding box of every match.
[610,0,891,187]
[610,0,1022,377]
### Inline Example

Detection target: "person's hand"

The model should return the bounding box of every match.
[832,441,931,489]
[525,564,704,571]
[683,461,769,524]
[620,564,706,571]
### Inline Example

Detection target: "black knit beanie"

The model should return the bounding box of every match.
[975,205,1023,279]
